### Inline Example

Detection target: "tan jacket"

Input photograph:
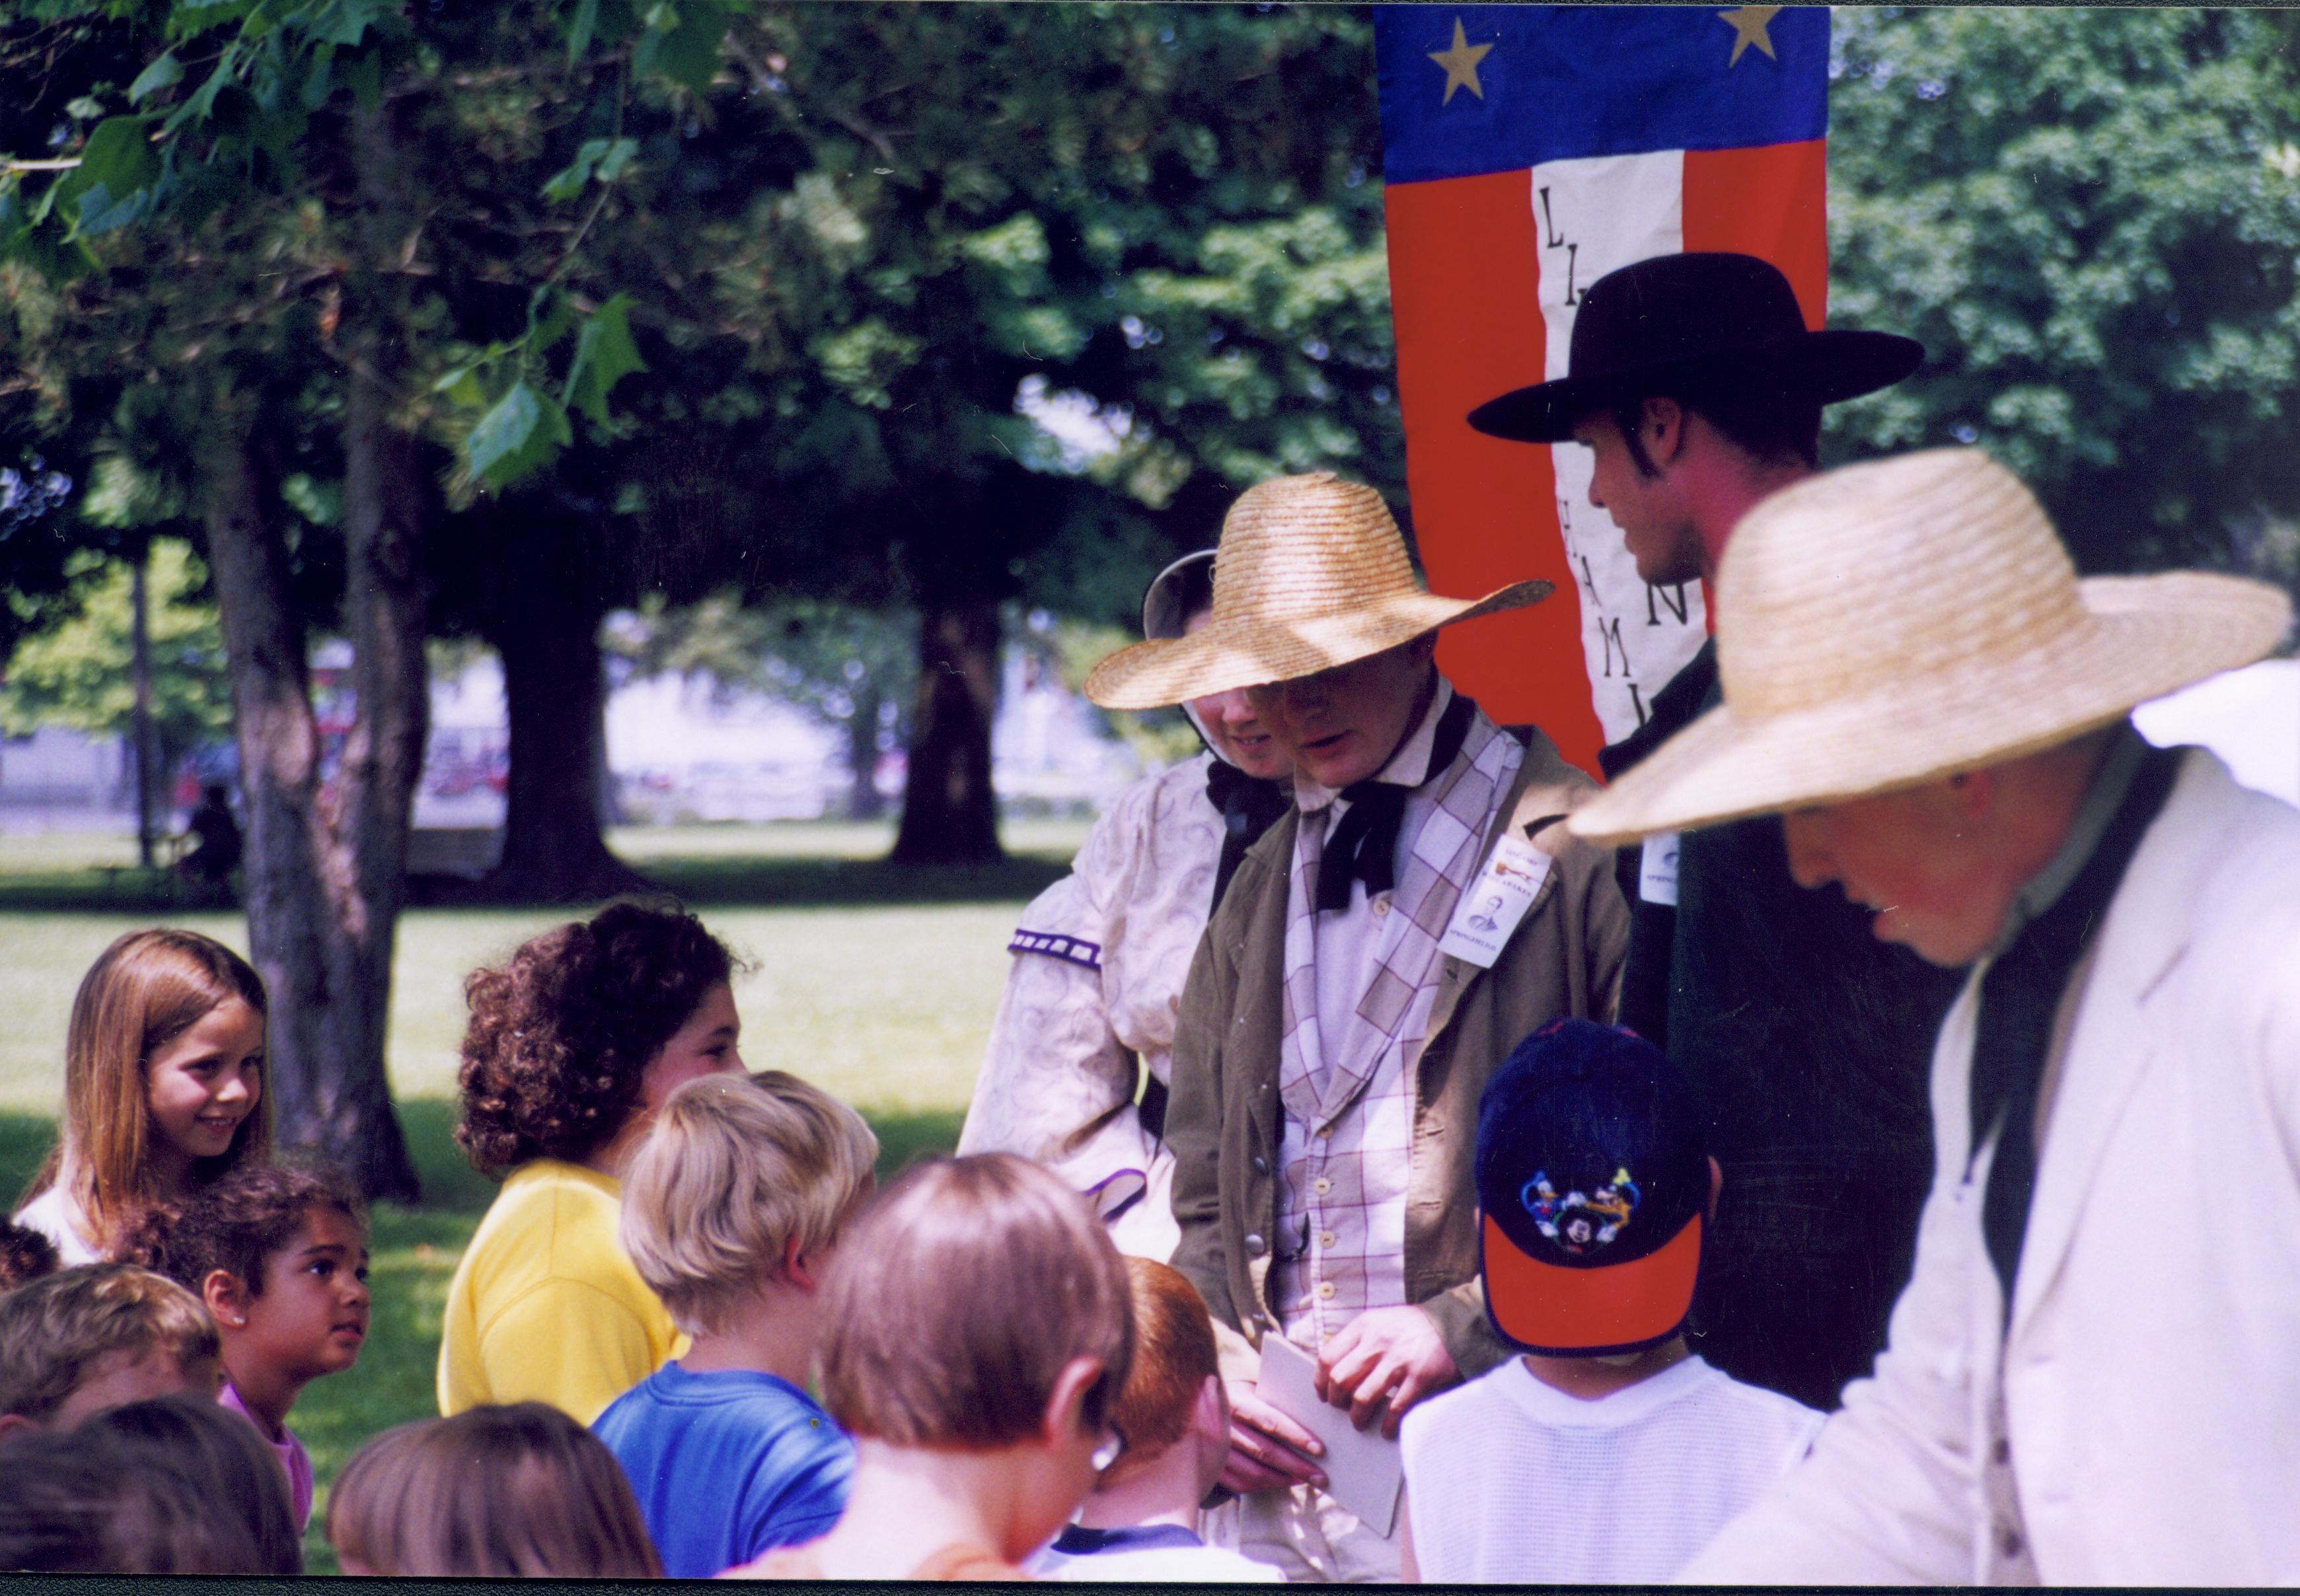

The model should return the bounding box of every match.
[1166,729,1629,1383]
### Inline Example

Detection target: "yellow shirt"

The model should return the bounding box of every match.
[437,1160,683,1425]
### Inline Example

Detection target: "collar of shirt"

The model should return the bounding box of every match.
[1291,678,1455,818]
[1050,1523,1207,1556]
[1989,720,2150,958]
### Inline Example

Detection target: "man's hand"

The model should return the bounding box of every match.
[1314,1305,1458,1439]
[1219,1381,1329,1495]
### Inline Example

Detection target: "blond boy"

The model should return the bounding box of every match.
[591,1070,877,1578]
[0,1264,221,1437]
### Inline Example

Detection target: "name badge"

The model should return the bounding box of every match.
[1438,832,1552,968]
[1639,830,1682,907]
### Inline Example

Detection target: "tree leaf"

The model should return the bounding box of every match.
[49,118,159,239]
[162,46,240,135]
[300,50,335,112]
[431,364,485,406]
[73,117,159,198]
[565,0,599,61]
[128,53,184,106]
[562,293,650,428]
[593,135,638,184]
[305,0,386,48]
[467,381,573,490]
[73,182,153,238]
[528,287,577,353]
[540,137,609,201]
[343,42,383,110]
[636,0,727,94]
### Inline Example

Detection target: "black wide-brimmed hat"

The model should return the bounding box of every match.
[1466,252,1924,445]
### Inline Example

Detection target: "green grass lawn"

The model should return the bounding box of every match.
[0,818,1089,1571]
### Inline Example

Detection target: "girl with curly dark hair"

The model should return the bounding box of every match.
[131,1162,369,1533]
[438,901,745,1424]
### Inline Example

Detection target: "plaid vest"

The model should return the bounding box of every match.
[1271,692,1524,1343]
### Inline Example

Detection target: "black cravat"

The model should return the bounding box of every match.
[1204,758,1290,915]
[1313,690,1476,914]
[1968,744,2181,1315]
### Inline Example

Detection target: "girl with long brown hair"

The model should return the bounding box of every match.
[14,929,272,1264]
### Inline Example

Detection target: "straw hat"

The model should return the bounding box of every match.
[1568,449,2293,846]
[1084,473,1550,709]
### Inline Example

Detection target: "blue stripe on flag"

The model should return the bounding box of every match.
[1376,5,1828,185]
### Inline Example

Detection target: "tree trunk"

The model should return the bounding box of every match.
[204,388,422,1204]
[482,536,649,901]
[844,684,886,820]
[130,544,158,866]
[891,595,1002,864]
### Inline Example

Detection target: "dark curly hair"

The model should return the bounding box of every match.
[0,1217,59,1292]
[128,1161,363,1298]
[454,901,739,1177]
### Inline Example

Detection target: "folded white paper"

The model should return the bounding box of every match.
[1251,1334,1403,1539]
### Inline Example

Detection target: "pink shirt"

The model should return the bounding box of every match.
[219,1379,313,1531]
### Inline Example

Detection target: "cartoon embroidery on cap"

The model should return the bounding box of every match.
[1523,1167,1641,1254]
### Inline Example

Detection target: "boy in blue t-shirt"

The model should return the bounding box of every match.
[593,1070,879,1577]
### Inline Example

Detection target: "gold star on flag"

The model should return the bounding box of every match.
[1717,6,1781,67]
[1428,18,1493,106]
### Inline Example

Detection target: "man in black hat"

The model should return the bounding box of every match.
[1465,252,1968,1412]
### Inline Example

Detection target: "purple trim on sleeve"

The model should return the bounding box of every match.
[1084,1167,1149,1225]
[1009,927,1103,969]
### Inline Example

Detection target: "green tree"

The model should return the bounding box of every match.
[665,4,1392,859]
[0,0,713,1196]
[1825,7,2300,579]
[614,592,916,820]
[0,535,230,779]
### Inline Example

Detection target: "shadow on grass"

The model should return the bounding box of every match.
[0,852,1071,914]
[0,1109,54,1208]
[865,1106,967,1182]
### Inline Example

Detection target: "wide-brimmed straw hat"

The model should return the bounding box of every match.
[1569,449,2293,846]
[1467,253,1923,445]
[1084,473,1551,710]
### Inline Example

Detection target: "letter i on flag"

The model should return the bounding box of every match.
[1374,6,1830,776]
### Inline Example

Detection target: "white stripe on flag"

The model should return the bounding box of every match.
[1530,151,1710,743]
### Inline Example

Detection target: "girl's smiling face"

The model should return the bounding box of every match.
[145,998,265,1185]
[235,1205,372,1385]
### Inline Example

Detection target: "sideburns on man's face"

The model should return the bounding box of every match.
[1247,637,1438,790]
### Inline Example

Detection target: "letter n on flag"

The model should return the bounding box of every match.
[1374,6,1830,776]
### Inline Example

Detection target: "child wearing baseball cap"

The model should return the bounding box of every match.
[1398,1020,1822,1583]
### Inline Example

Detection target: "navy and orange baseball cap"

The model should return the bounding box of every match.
[1475,1019,1710,1356]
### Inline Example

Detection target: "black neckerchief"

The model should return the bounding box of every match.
[1204,757,1292,916]
[1314,688,1477,914]
[1598,639,1717,780]
[1968,741,2182,1315]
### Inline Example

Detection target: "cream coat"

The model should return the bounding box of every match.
[1687,748,2300,1585]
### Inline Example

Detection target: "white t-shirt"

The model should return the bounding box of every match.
[1400,1354,1823,1584]
[13,1185,103,1266]
[1027,1524,1284,1583]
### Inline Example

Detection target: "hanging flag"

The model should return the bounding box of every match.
[1374,5,1830,776]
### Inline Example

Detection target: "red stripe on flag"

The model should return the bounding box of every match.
[1682,140,1829,327]
[1383,172,1607,774]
